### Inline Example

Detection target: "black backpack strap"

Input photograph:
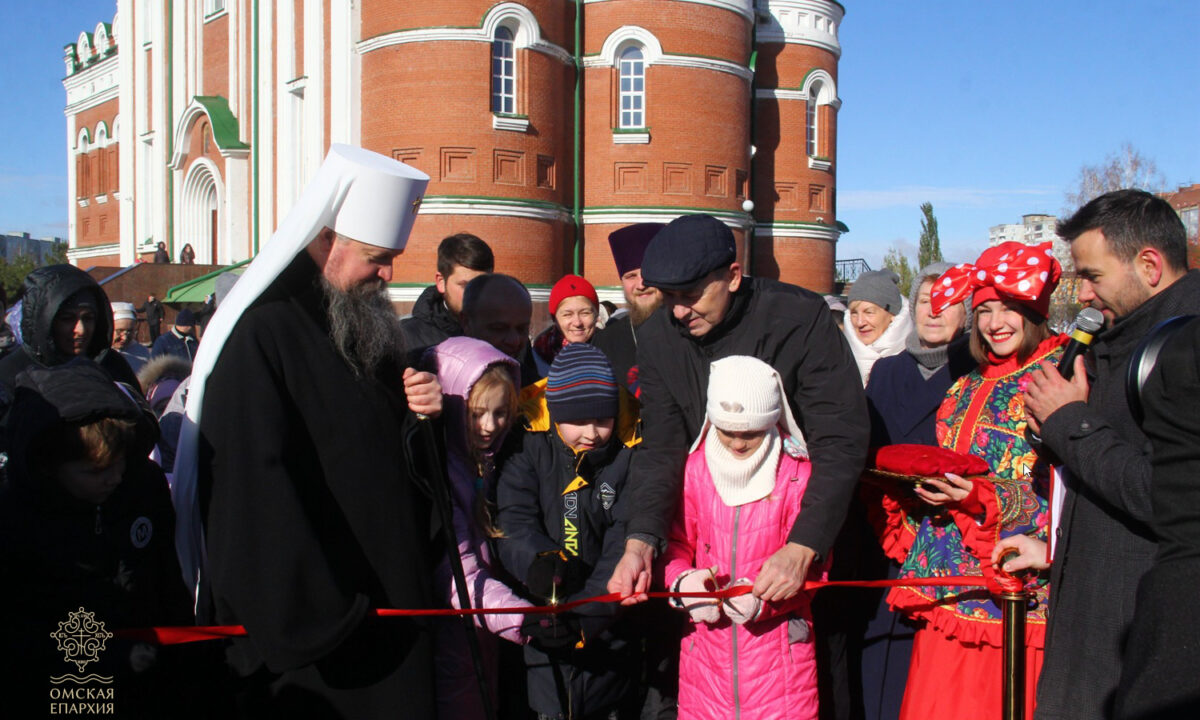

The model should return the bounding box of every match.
[1126,315,1197,425]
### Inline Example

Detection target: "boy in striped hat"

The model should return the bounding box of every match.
[497,343,640,719]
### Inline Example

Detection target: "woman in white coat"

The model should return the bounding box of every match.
[843,269,913,386]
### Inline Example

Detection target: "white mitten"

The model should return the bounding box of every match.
[723,578,762,625]
[672,567,723,625]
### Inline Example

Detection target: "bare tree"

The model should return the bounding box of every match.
[1064,143,1167,213]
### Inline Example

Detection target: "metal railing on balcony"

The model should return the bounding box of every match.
[835,258,872,284]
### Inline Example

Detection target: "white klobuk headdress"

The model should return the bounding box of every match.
[171,145,430,598]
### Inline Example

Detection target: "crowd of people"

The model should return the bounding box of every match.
[0,144,1197,720]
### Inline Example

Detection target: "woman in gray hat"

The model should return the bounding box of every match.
[842,270,913,385]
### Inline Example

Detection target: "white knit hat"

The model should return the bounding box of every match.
[706,356,781,431]
[692,356,807,455]
[111,302,136,322]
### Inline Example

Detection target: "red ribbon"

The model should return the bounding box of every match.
[116,575,992,646]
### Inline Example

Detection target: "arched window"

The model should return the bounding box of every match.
[618,46,645,129]
[806,81,822,157]
[491,27,516,114]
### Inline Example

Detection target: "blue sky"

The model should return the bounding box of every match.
[2,1,1197,271]
[836,0,1199,268]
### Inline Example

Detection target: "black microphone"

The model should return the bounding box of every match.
[1058,307,1104,380]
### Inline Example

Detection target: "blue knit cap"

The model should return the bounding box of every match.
[546,343,619,424]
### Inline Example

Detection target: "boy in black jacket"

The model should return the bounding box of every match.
[0,360,202,716]
[498,343,640,719]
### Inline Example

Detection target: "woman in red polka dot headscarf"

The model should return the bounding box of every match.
[874,241,1067,719]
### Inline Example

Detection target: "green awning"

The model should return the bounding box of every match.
[165,261,249,303]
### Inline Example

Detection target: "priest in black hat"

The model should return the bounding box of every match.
[591,222,664,396]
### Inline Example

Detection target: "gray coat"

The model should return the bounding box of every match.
[1037,270,1200,719]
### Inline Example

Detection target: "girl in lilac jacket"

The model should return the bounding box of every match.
[427,336,531,720]
[662,355,822,720]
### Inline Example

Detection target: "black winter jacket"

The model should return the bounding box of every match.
[630,276,869,555]
[0,360,195,714]
[1037,270,1200,719]
[497,429,637,718]
[400,285,463,352]
[592,313,641,394]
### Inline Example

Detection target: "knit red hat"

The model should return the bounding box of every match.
[549,274,599,315]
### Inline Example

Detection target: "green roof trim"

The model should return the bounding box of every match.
[164,260,250,303]
[192,96,250,151]
[836,220,850,233]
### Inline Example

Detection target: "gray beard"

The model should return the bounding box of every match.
[321,277,404,378]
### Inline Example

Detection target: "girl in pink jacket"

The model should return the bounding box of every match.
[662,355,822,720]
[428,336,532,720]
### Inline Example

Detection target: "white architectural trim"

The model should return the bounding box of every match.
[64,54,120,114]
[755,0,843,57]
[65,95,77,250]
[178,157,225,263]
[582,208,751,229]
[304,0,325,187]
[168,100,208,169]
[67,242,121,260]
[801,68,839,106]
[93,22,113,55]
[330,0,354,144]
[418,198,571,222]
[95,121,111,147]
[348,1,363,146]
[276,1,299,216]
[755,222,840,242]
[76,127,92,152]
[755,72,841,109]
[356,4,574,66]
[585,28,751,81]
[118,4,136,265]
[596,26,664,65]
[492,114,530,132]
[658,54,753,81]
[613,132,650,144]
[807,156,831,171]
[480,2,539,47]
[584,0,754,23]
[757,88,804,101]
[255,0,275,253]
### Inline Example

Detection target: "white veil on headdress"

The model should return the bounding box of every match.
[171,144,429,597]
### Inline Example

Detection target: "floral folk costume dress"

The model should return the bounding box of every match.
[877,241,1064,720]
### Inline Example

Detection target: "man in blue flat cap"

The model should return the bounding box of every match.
[608,213,868,606]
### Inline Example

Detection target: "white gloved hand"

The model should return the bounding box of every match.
[723,578,762,625]
[673,566,723,625]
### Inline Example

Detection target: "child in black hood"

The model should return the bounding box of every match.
[0,359,204,716]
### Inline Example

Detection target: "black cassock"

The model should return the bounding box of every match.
[199,251,439,718]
